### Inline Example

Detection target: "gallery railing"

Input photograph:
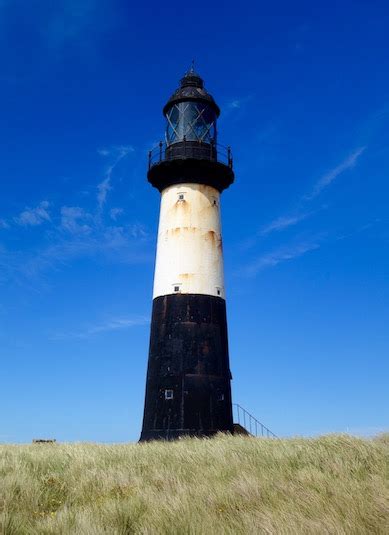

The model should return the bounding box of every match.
[148,139,233,170]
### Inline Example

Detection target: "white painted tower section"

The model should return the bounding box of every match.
[153,182,225,299]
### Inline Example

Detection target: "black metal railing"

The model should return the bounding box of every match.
[148,139,233,170]
[233,403,278,438]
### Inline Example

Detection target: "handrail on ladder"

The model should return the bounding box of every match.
[233,403,278,438]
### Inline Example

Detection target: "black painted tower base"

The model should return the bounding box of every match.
[140,293,233,441]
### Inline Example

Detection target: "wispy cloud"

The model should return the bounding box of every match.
[97,177,112,209]
[244,241,320,276]
[15,201,51,226]
[97,145,134,209]
[0,142,149,288]
[12,223,150,283]
[260,213,309,235]
[256,146,366,243]
[0,218,9,229]
[224,95,253,116]
[51,315,149,340]
[110,207,123,221]
[60,206,92,234]
[306,146,366,200]
[240,212,312,251]
[228,99,242,109]
[127,223,148,239]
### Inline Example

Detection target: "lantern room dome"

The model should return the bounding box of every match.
[180,68,203,88]
[163,67,220,117]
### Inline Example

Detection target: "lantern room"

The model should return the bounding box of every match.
[147,67,234,193]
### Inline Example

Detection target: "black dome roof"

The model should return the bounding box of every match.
[163,67,220,117]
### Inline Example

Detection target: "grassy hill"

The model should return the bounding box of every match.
[1,434,388,534]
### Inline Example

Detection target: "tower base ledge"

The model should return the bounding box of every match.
[139,427,234,442]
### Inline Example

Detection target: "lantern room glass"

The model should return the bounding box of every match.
[166,102,217,145]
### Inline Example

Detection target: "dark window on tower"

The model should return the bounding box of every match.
[165,389,174,400]
[174,285,180,293]
[178,193,185,201]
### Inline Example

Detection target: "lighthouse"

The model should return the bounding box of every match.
[140,67,235,441]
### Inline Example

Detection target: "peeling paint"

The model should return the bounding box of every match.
[153,183,225,299]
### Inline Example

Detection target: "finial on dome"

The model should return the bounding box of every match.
[180,61,203,88]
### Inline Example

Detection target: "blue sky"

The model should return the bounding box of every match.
[1,0,388,442]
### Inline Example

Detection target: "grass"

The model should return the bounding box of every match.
[0,434,388,534]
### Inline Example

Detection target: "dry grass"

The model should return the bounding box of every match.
[1,433,388,534]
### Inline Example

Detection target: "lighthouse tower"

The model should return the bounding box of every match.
[140,67,235,441]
